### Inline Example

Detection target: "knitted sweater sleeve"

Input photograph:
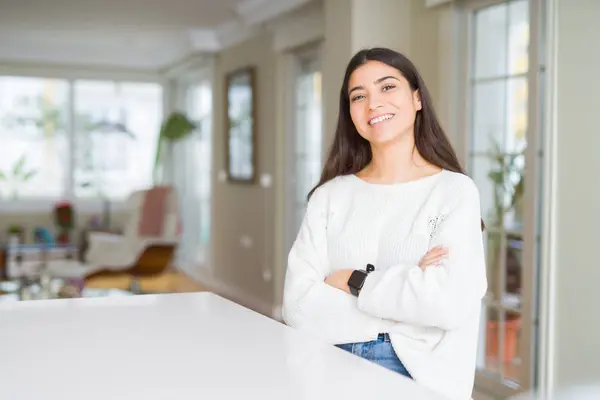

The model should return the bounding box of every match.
[357,178,488,330]
[282,185,376,342]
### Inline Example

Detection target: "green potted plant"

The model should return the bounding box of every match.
[7,224,24,244]
[484,138,525,365]
[153,112,197,183]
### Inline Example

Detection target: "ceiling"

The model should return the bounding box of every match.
[0,0,311,70]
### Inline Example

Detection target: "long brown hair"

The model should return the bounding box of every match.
[308,47,484,230]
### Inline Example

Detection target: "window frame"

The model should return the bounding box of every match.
[455,0,546,396]
[0,67,164,213]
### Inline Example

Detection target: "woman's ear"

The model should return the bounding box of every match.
[413,90,422,110]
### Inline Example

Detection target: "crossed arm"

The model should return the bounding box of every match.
[282,181,488,333]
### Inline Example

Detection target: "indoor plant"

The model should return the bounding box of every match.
[485,138,526,365]
[53,200,75,245]
[153,111,196,183]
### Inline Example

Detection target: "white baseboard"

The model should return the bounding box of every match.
[472,390,501,400]
[176,262,209,283]
[272,304,283,322]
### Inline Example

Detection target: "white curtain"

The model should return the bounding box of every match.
[171,134,201,270]
[160,77,212,278]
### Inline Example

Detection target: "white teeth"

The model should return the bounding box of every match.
[369,114,394,125]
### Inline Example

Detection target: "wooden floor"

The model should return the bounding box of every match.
[85,271,208,294]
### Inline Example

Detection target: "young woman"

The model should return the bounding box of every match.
[282,47,487,400]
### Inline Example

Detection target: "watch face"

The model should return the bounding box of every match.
[348,270,367,289]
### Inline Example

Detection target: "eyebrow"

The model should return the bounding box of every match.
[348,76,400,96]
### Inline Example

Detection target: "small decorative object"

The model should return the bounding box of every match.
[53,200,75,245]
[225,66,256,183]
[33,227,55,245]
[7,224,24,244]
[87,215,102,230]
[58,281,82,298]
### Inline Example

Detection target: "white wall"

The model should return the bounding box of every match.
[351,0,411,52]
[321,0,445,148]
[548,0,600,390]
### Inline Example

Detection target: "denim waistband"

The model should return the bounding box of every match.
[377,333,391,342]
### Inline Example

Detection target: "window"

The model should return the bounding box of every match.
[169,74,213,270]
[187,81,212,264]
[0,75,162,203]
[465,0,537,392]
[0,77,69,199]
[291,52,323,238]
[73,81,162,200]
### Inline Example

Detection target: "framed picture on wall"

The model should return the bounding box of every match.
[225,66,256,183]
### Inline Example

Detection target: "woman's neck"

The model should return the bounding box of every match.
[360,134,440,184]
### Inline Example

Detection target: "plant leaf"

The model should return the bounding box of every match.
[12,155,26,176]
[511,176,525,209]
[488,171,504,185]
[160,112,196,141]
[153,111,196,183]
[22,170,37,181]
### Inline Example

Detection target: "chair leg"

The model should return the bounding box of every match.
[129,278,143,295]
[84,244,177,294]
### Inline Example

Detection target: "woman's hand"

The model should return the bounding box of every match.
[324,269,354,294]
[418,246,449,270]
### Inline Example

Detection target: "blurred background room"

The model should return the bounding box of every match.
[0,0,598,398]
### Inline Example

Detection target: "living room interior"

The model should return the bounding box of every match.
[0,0,598,399]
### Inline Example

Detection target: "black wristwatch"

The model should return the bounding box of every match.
[347,264,375,297]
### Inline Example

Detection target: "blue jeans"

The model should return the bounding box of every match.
[335,334,413,379]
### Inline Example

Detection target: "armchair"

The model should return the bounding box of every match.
[49,186,181,293]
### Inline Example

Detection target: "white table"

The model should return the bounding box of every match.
[0,292,448,400]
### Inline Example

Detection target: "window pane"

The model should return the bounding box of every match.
[188,83,212,260]
[73,81,162,199]
[309,72,323,161]
[295,103,308,155]
[484,230,503,301]
[0,76,68,198]
[292,55,322,239]
[471,155,498,225]
[200,199,211,246]
[503,310,523,382]
[484,307,501,375]
[505,233,523,299]
[504,152,526,230]
[484,309,522,382]
[472,78,527,152]
[471,0,531,388]
[509,0,530,75]
[507,77,528,153]
[472,151,524,230]
[227,77,254,181]
[483,229,524,306]
[472,80,507,153]
[474,3,508,79]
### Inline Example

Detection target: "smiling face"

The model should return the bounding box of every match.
[347,60,422,147]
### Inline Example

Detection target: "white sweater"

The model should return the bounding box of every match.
[282,169,487,400]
